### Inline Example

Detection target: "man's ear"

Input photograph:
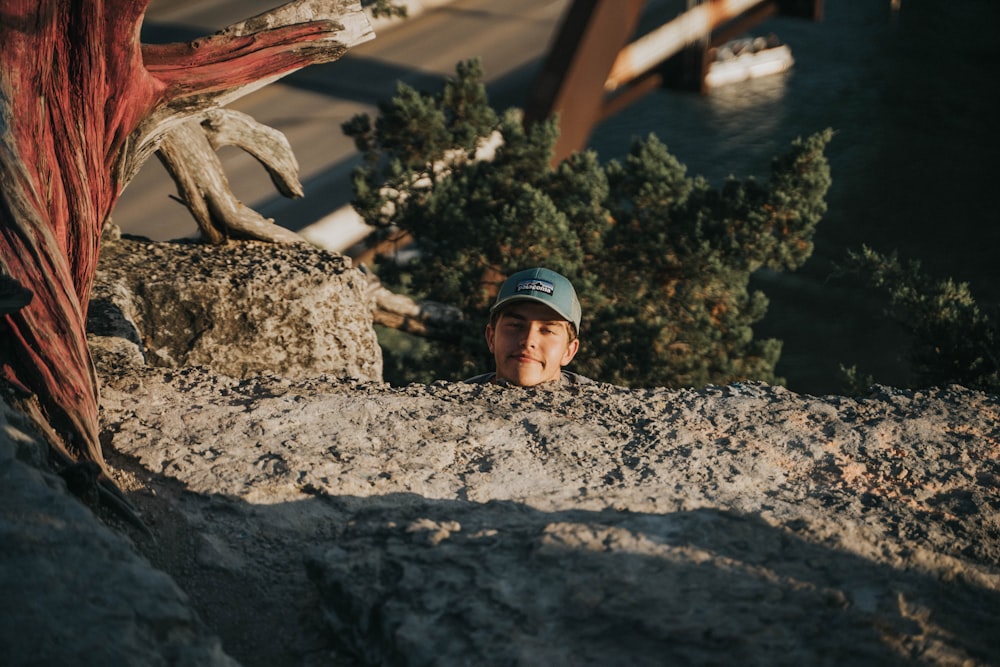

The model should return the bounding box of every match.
[561,337,580,366]
[485,324,496,353]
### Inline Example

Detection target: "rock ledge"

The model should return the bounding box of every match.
[3,237,999,666]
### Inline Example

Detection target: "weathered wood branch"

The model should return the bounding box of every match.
[361,267,471,341]
[156,113,307,244]
[0,0,373,480]
[202,109,304,200]
[128,1,374,244]
[126,0,374,184]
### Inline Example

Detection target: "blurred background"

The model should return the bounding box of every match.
[116,0,998,395]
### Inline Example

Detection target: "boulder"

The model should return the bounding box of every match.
[0,400,238,667]
[96,368,1000,667]
[88,229,382,382]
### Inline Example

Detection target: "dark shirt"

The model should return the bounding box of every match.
[464,370,594,386]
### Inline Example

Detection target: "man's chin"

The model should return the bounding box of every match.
[498,367,555,387]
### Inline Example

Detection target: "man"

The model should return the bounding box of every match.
[466,267,592,387]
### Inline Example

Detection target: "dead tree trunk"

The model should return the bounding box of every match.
[0,0,373,477]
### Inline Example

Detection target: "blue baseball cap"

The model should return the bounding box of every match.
[490,268,582,334]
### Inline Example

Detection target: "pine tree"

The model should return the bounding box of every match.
[345,59,833,387]
[843,247,999,392]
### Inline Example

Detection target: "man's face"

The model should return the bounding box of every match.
[485,301,580,387]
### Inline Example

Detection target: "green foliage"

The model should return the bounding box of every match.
[837,364,876,396]
[362,0,408,19]
[589,130,830,387]
[844,246,999,392]
[344,59,833,387]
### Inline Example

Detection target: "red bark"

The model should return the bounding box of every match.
[0,0,371,474]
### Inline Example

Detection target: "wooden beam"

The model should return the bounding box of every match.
[605,0,774,93]
[525,0,824,161]
[523,0,646,164]
[710,1,780,47]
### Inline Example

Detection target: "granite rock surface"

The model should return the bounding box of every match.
[3,237,998,666]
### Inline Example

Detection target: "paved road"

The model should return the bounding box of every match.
[113,0,572,245]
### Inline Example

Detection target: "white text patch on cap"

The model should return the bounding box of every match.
[516,279,554,295]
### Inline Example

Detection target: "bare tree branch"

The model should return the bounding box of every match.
[156,116,307,244]
[361,267,470,340]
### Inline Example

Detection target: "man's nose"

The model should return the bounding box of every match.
[522,325,542,347]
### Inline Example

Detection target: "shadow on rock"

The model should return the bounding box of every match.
[115,457,999,667]
[298,493,1000,667]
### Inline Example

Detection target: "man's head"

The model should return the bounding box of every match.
[485,268,581,386]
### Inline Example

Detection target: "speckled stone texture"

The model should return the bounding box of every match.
[89,229,382,382]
